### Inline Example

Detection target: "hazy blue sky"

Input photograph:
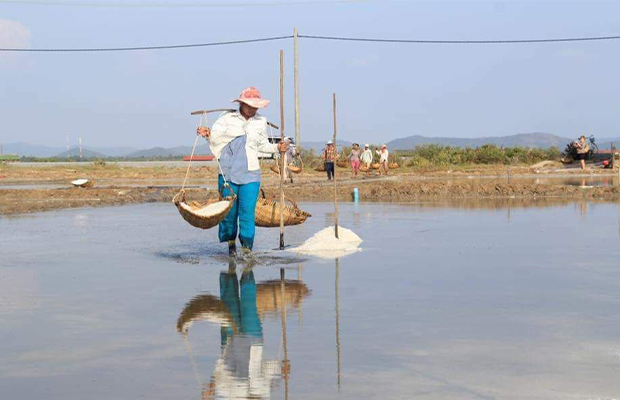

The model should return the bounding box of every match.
[1,0,619,148]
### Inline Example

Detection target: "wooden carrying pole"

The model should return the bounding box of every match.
[279,50,286,250]
[294,27,301,150]
[333,93,339,239]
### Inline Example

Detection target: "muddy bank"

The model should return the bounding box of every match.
[0,187,179,215]
[3,179,620,216]
[262,179,620,202]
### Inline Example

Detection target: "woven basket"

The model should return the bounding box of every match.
[270,163,281,175]
[359,164,369,172]
[288,156,303,174]
[336,161,347,168]
[271,158,303,174]
[314,163,326,172]
[255,189,311,227]
[371,163,381,169]
[173,186,235,230]
[388,163,400,169]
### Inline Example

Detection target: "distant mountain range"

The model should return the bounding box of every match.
[387,132,574,150]
[4,133,620,158]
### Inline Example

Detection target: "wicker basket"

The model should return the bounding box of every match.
[288,156,303,174]
[371,163,381,169]
[173,186,235,230]
[255,189,311,227]
[388,163,400,169]
[271,158,303,174]
[336,161,347,168]
[314,163,326,172]
[270,163,281,175]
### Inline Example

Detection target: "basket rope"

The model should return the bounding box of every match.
[181,112,231,193]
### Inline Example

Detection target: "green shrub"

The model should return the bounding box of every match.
[403,144,560,167]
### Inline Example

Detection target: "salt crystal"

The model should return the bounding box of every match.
[181,201,230,217]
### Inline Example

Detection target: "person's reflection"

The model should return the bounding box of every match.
[176,262,281,400]
[206,264,279,399]
[177,262,312,400]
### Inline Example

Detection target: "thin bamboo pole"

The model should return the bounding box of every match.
[333,93,339,239]
[279,50,286,249]
[294,27,301,150]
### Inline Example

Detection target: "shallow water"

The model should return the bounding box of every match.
[2,201,620,399]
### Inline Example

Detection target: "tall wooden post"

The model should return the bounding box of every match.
[294,27,301,150]
[333,93,339,239]
[279,50,286,250]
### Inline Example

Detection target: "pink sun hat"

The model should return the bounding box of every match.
[231,86,270,108]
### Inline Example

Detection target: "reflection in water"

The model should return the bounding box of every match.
[176,261,310,399]
[335,258,341,391]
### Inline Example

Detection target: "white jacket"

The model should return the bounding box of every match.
[361,149,373,163]
[376,149,389,163]
[208,111,278,171]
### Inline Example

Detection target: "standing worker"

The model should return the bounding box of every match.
[324,140,337,180]
[361,144,373,173]
[376,144,389,175]
[574,135,589,171]
[197,87,288,257]
[348,143,361,178]
[283,137,296,184]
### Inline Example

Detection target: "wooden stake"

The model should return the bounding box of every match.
[333,93,339,239]
[294,27,301,150]
[279,50,286,250]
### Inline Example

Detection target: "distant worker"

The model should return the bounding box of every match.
[197,86,288,258]
[283,137,296,184]
[348,143,361,178]
[376,144,389,175]
[361,144,373,172]
[323,140,337,180]
[574,135,589,171]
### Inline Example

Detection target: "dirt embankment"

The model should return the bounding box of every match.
[3,162,620,215]
[0,187,179,215]
[260,180,620,202]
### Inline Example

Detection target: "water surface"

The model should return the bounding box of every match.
[2,201,620,399]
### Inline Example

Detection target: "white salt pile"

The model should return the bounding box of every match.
[181,200,230,217]
[288,226,362,259]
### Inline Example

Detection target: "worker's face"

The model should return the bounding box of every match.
[240,103,258,119]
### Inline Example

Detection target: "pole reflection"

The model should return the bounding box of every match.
[335,257,341,391]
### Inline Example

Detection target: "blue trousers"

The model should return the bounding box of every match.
[218,175,260,250]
